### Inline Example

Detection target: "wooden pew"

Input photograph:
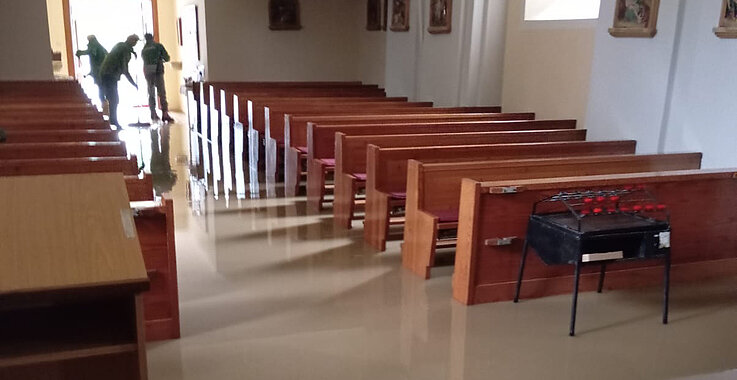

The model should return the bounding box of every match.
[282,105,503,154]
[316,119,575,215]
[208,85,387,136]
[0,156,139,176]
[402,153,704,279]
[2,129,119,143]
[204,90,395,180]
[195,80,375,132]
[257,99,434,143]
[0,103,98,112]
[237,99,433,180]
[131,197,180,341]
[0,142,126,159]
[279,106,503,190]
[0,119,110,130]
[0,108,101,120]
[0,79,85,93]
[331,126,584,225]
[125,173,154,201]
[0,82,180,342]
[452,168,737,306]
[364,140,638,251]
[212,81,380,119]
[285,112,532,196]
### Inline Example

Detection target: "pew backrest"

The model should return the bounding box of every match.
[290,112,534,149]
[410,153,704,218]
[337,129,588,175]
[316,119,577,160]
[367,140,638,193]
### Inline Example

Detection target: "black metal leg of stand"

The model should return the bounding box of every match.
[514,240,530,303]
[663,253,671,324]
[570,261,582,336]
[597,263,607,293]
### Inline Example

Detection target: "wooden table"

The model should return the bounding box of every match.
[0,173,150,379]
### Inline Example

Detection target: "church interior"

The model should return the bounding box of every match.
[1,0,737,379]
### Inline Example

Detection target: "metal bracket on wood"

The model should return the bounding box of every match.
[489,186,524,194]
[484,236,517,246]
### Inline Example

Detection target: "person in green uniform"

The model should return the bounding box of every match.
[99,34,140,127]
[75,35,108,103]
[141,33,174,123]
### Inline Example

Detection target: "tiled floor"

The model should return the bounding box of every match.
[142,117,737,380]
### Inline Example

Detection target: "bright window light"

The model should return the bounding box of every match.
[524,0,601,21]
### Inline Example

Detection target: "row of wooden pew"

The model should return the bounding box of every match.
[0,80,180,341]
[192,80,737,308]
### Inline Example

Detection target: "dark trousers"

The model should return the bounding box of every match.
[95,83,105,104]
[100,76,119,125]
[145,72,168,117]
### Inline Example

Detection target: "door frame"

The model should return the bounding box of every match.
[62,0,160,78]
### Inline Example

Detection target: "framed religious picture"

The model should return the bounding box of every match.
[269,0,301,30]
[608,0,660,38]
[390,0,410,32]
[428,0,451,34]
[367,0,383,31]
[714,0,737,38]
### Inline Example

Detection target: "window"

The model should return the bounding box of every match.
[524,0,601,21]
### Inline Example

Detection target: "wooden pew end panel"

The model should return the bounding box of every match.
[133,198,180,341]
[401,209,439,279]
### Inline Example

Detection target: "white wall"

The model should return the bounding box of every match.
[0,0,54,80]
[356,11,387,88]
[662,0,737,168]
[585,0,681,153]
[501,0,596,124]
[203,0,363,81]
[384,0,507,106]
[585,0,737,168]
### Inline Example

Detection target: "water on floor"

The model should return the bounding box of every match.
[136,114,737,380]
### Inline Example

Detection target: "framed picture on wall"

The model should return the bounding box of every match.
[390,0,410,32]
[367,0,384,31]
[428,0,451,34]
[608,0,660,38]
[714,0,737,38]
[269,0,301,30]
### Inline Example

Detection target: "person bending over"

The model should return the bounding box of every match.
[99,34,139,127]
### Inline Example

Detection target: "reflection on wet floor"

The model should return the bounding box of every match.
[119,123,178,198]
[140,115,737,380]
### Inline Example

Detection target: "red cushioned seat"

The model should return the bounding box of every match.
[318,158,335,167]
[389,192,406,200]
[431,210,459,223]
[352,173,367,181]
[296,146,308,153]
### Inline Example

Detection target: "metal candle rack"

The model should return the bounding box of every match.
[514,186,672,336]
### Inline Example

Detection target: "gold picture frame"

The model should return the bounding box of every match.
[714,0,737,38]
[390,0,410,32]
[608,0,660,38]
[428,0,451,34]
